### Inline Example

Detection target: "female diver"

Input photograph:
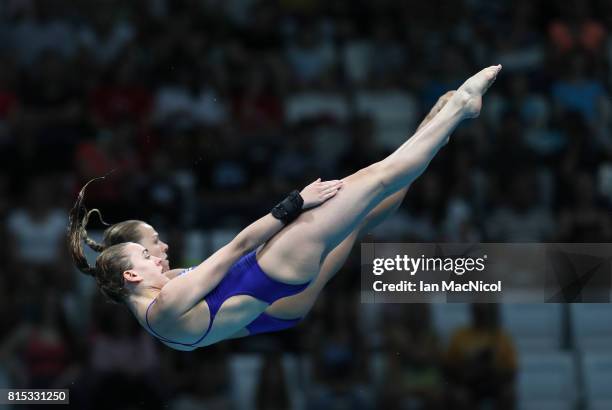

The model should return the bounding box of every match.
[68,65,501,350]
[71,91,456,343]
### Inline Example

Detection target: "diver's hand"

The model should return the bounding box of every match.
[300,178,343,209]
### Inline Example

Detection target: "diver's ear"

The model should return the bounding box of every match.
[123,270,143,284]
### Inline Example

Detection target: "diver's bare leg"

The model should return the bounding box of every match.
[264,92,457,319]
[258,66,501,285]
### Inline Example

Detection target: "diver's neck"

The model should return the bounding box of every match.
[126,285,163,311]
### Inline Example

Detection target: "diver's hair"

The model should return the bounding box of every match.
[67,176,133,303]
[67,184,143,253]
[101,220,145,248]
[67,177,105,276]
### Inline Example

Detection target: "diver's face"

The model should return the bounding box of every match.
[137,223,170,272]
[124,242,165,279]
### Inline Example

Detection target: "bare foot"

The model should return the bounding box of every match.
[453,65,502,119]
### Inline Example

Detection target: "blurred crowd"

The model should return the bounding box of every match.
[0,0,612,408]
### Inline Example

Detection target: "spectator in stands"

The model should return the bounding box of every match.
[77,5,135,67]
[558,172,612,241]
[6,177,67,270]
[7,0,78,66]
[380,304,444,410]
[0,290,80,389]
[310,295,372,409]
[548,1,607,56]
[256,354,290,410]
[445,304,517,410]
[153,65,228,130]
[486,170,555,241]
[232,65,284,134]
[286,24,336,87]
[20,50,86,167]
[551,53,608,124]
[88,295,161,409]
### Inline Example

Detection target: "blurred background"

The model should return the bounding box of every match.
[0,0,612,409]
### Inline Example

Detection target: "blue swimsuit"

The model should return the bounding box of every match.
[144,251,307,347]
